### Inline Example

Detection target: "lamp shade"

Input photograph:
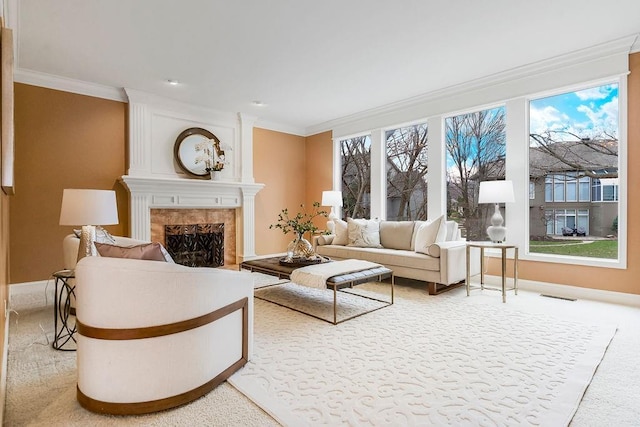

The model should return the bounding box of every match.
[478,180,515,204]
[59,189,119,226]
[321,190,343,207]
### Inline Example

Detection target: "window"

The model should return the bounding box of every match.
[591,177,619,202]
[340,135,371,219]
[445,106,506,240]
[529,181,535,200]
[385,123,428,221]
[544,173,586,202]
[529,83,618,259]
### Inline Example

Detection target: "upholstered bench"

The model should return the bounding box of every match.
[244,257,393,324]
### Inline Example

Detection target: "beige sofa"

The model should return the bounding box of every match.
[314,218,479,295]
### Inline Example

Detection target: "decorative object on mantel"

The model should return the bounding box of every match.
[173,127,228,179]
[270,202,328,264]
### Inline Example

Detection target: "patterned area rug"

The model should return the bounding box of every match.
[229,282,616,426]
[255,282,391,323]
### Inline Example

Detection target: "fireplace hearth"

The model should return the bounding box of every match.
[165,223,224,267]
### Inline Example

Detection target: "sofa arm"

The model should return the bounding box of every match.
[438,241,480,285]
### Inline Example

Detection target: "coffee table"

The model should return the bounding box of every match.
[240,257,394,324]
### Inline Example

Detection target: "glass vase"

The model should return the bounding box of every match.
[287,232,315,260]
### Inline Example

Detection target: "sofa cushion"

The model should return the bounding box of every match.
[414,215,446,255]
[316,245,440,271]
[379,221,414,250]
[347,218,382,248]
[332,219,349,245]
[94,242,169,262]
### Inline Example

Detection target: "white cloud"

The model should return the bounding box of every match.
[530,105,570,135]
[574,85,615,101]
[576,96,618,137]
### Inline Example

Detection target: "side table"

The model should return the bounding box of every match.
[52,269,77,351]
[466,242,518,303]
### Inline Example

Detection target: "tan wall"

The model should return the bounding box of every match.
[253,128,307,255]
[253,128,333,255]
[10,84,128,283]
[486,52,640,295]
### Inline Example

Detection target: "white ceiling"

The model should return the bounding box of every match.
[10,0,640,135]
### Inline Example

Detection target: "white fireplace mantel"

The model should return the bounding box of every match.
[121,90,265,262]
[121,175,264,260]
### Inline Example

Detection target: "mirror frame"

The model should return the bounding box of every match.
[173,127,224,178]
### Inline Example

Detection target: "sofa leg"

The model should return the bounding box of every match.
[427,281,465,295]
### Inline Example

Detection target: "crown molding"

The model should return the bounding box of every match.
[631,34,640,54]
[254,118,306,137]
[14,68,127,102]
[306,34,638,137]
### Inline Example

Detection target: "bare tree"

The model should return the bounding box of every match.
[446,108,506,239]
[386,124,428,220]
[529,131,618,179]
[341,136,371,218]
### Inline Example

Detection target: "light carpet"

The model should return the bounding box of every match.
[229,282,617,426]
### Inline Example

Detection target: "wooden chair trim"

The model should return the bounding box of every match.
[76,297,249,415]
[77,297,248,340]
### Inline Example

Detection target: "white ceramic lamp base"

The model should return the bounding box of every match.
[487,203,507,243]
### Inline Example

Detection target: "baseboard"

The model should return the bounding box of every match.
[0,309,8,424]
[481,275,640,307]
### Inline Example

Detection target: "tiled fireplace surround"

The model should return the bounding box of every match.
[119,90,264,264]
[150,208,236,266]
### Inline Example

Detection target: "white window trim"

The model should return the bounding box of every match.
[523,76,627,269]
[329,40,630,269]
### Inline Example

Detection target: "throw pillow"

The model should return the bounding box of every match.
[410,220,426,251]
[347,218,383,248]
[414,215,446,255]
[94,242,168,262]
[332,219,349,245]
[317,234,335,245]
[379,221,414,250]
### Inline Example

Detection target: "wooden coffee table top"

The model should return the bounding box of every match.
[240,256,330,279]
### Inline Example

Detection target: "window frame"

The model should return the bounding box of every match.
[524,77,626,269]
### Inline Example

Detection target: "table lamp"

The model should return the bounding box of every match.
[59,189,119,261]
[321,190,343,233]
[478,180,514,243]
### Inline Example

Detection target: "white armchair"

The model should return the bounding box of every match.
[74,256,254,414]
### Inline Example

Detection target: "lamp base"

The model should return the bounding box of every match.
[486,225,507,243]
[77,225,97,262]
[487,203,506,243]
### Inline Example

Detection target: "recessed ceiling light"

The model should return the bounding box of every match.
[167,79,180,86]
[251,100,267,107]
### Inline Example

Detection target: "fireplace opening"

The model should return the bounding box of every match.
[165,223,224,267]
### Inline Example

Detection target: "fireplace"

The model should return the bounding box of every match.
[150,208,236,266]
[119,94,264,262]
[165,223,224,267]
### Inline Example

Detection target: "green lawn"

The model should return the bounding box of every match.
[529,240,618,259]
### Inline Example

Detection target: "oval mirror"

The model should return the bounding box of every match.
[173,127,225,178]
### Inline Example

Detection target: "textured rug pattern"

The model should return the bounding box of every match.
[255,282,390,323]
[229,283,616,426]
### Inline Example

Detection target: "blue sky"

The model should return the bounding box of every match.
[529,84,619,141]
